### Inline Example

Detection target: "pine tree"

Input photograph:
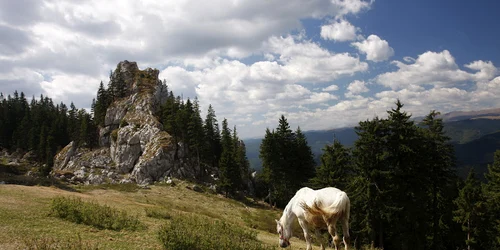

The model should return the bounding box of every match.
[68,102,78,142]
[453,169,487,250]
[258,115,315,207]
[310,137,351,190]
[188,98,205,178]
[233,126,250,191]
[218,118,237,196]
[292,127,316,188]
[349,117,390,248]
[162,92,182,159]
[484,150,500,248]
[203,105,221,169]
[94,81,109,126]
[421,110,457,250]
[385,100,427,250]
[259,128,279,205]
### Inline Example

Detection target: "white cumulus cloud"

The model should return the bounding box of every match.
[352,34,394,62]
[320,19,359,42]
[375,50,495,90]
[323,84,339,92]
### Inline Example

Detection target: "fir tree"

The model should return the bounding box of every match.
[203,105,221,169]
[386,100,427,250]
[293,127,316,186]
[188,98,205,178]
[259,115,315,207]
[233,126,250,191]
[310,137,351,190]
[218,118,238,196]
[349,117,390,248]
[421,110,457,250]
[484,150,500,248]
[454,169,487,250]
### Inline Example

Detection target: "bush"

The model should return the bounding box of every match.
[158,215,275,250]
[119,119,129,127]
[145,207,171,220]
[111,129,119,142]
[49,196,143,231]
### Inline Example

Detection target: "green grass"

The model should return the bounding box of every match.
[144,207,171,220]
[0,180,375,249]
[49,196,143,231]
[23,234,99,250]
[158,214,276,250]
[76,183,139,193]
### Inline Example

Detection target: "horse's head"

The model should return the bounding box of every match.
[275,219,291,248]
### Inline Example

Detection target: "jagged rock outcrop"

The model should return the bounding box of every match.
[53,61,197,184]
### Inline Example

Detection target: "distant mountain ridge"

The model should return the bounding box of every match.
[438,107,500,122]
[244,107,500,179]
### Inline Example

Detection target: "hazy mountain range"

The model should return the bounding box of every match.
[244,108,500,179]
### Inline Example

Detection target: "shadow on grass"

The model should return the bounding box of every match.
[0,163,78,192]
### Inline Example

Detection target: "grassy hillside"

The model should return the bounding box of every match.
[0,180,339,250]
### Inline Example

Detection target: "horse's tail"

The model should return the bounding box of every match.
[327,191,350,220]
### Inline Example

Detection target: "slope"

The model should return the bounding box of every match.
[0,182,330,250]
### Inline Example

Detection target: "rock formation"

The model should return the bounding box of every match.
[53,61,198,184]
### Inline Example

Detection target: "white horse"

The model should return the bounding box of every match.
[275,187,350,250]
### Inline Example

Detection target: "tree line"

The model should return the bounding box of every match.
[1,74,250,195]
[257,100,500,250]
[0,91,97,175]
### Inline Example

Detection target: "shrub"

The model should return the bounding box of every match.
[145,207,172,220]
[119,119,129,127]
[111,129,119,142]
[158,215,275,250]
[49,196,143,231]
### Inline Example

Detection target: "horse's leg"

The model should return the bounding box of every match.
[342,215,350,250]
[314,230,326,250]
[298,219,313,250]
[327,218,340,250]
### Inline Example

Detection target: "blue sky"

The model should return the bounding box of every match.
[1,0,499,138]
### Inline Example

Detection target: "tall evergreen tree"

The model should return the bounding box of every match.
[94,81,109,127]
[188,98,205,178]
[349,117,391,249]
[292,127,316,186]
[385,100,427,250]
[259,115,315,207]
[233,126,250,191]
[421,110,458,250]
[484,150,500,248]
[203,105,221,169]
[454,169,487,250]
[309,137,351,190]
[218,118,238,196]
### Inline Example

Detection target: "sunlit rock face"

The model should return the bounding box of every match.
[53,61,198,185]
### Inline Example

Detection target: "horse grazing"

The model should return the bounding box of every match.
[275,187,350,250]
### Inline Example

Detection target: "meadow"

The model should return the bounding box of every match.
[0,180,346,250]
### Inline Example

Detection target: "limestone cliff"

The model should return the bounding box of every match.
[53,61,197,184]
